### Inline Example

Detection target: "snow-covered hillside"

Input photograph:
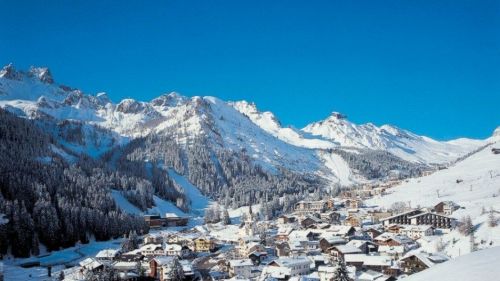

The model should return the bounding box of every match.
[404,246,500,281]
[367,139,500,256]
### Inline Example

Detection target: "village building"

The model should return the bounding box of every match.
[194,237,216,252]
[398,225,434,240]
[278,214,297,224]
[229,259,259,279]
[144,233,164,245]
[408,212,454,228]
[294,199,334,215]
[263,257,312,279]
[329,245,363,260]
[433,201,460,215]
[344,254,397,276]
[95,249,121,262]
[276,241,291,257]
[399,252,449,274]
[149,256,176,281]
[300,215,323,228]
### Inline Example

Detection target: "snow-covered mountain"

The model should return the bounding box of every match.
[302,112,484,164]
[0,64,494,186]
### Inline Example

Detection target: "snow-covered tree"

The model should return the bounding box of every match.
[488,208,498,227]
[332,256,350,281]
[459,216,474,236]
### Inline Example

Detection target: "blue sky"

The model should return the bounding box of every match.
[1,0,499,140]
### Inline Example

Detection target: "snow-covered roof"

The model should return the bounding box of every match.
[229,259,254,267]
[79,258,103,270]
[96,249,120,258]
[344,254,393,267]
[332,245,363,254]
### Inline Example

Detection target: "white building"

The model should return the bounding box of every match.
[95,249,121,262]
[398,225,434,240]
[264,257,312,278]
[229,259,257,279]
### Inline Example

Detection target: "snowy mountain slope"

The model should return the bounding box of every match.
[303,112,484,164]
[367,140,500,256]
[0,63,492,188]
[231,100,335,149]
[404,246,500,281]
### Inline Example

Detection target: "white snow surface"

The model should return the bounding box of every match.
[404,246,500,281]
[168,169,211,216]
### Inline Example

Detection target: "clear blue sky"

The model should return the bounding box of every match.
[1,0,499,140]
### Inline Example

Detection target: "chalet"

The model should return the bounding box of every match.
[365,228,383,240]
[276,227,294,241]
[248,250,267,265]
[319,236,346,253]
[163,243,184,257]
[355,269,397,281]
[275,242,291,257]
[329,245,363,260]
[345,214,362,227]
[317,266,338,281]
[264,257,312,279]
[301,215,323,228]
[149,256,175,281]
[378,245,406,259]
[374,233,417,250]
[278,214,297,224]
[346,240,378,254]
[344,254,396,276]
[113,261,139,276]
[327,225,356,237]
[344,198,362,209]
[320,211,341,224]
[229,259,257,279]
[95,249,121,262]
[399,252,448,274]
[434,201,460,215]
[194,237,216,252]
[144,233,164,245]
[79,258,104,272]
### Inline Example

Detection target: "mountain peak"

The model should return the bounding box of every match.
[328,112,347,120]
[28,66,54,84]
[0,63,22,80]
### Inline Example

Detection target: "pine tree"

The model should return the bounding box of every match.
[458,216,474,236]
[166,257,184,281]
[222,209,231,225]
[332,256,350,281]
[488,208,498,227]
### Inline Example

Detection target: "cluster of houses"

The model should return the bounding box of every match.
[59,195,460,281]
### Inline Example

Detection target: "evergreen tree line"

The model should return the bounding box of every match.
[116,132,325,213]
[0,109,148,257]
